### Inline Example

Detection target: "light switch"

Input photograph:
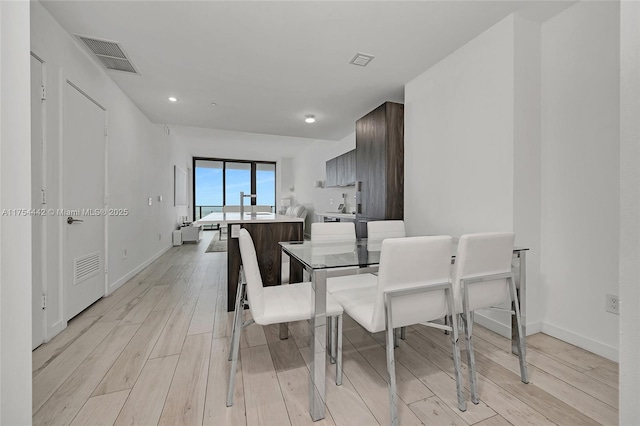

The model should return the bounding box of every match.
[231,224,240,238]
[158,195,163,202]
[148,197,152,206]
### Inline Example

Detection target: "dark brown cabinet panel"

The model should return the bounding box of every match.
[355,102,404,237]
[227,221,303,312]
[355,218,369,239]
[325,149,356,187]
[345,150,356,185]
[325,157,338,187]
[337,153,347,185]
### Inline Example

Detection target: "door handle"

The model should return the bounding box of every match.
[67,216,84,225]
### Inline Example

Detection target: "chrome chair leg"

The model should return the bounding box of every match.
[327,316,333,361]
[445,285,467,412]
[336,315,343,386]
[385,323,399,426]
[400,326,406,340]
[227,293,244,407]
[462,280,479,404]
[279,323,289,340]
[228,278,245,361]
[509,276,529,383]
[450,316,467,412]
[331,315,338,365]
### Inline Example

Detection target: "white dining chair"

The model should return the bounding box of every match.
[366,220,406,333]
[453,232,528,404]
[367,220,406,240]
[309,222,358,360]
[227,229,344,407]
[311,221,356,241]
[310,222,364,294]
[330,236,466,425]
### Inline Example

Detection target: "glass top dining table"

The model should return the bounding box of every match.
[279,238,529,422]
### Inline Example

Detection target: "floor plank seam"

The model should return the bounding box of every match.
[471,331,619,411]
[341,333,393,425]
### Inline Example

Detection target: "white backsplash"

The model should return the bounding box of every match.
[313,186,357,214]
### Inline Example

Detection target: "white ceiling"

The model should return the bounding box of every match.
[41,1,573,141]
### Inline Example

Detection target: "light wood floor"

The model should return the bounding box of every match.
[33,234,619,426]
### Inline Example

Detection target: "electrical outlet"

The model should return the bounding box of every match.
[148,197,153,206]
[606,294,619,315]
[122,249,127,259]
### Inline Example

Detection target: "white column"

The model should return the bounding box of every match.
[619,0,640,423]
[0,0,33,424]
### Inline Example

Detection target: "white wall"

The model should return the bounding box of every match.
[404,15,543,333]
[0,1,33,423]
[31,2,180,340]
[512,14,542,340]
[540,1,620,360]
[405,15,516,239]
[291,131,356,233]
[405,4,622,360]
[619,0,640,421]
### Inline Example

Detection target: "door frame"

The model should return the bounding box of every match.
[58,75,109,324]
[31,52,47,348]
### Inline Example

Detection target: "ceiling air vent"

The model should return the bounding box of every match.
[349,52,375,67]
[75,35,140,75]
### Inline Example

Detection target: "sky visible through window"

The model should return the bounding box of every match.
[195,163,275,208]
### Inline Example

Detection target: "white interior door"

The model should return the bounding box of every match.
[31,54,45,349]
[63,81,106,321]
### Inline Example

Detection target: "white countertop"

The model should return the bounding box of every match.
[316,212,356,219]
[194,212,304,226]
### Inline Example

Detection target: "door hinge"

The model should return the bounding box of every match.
[41,189,47,204]
[41,85,46,101]
[104,195,108,205]
[104,127,108,137]
[42,294,47,310]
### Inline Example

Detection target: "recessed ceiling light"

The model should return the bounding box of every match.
[305,114,316,124]
[210,102,217,106]
[168,96,178,102]
[349,52,375,67]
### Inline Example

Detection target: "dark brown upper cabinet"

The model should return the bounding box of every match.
[325,156,338,187]
[325,149,356,187]
[355,102,404,237]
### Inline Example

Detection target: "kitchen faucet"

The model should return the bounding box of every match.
[240,191,257,216]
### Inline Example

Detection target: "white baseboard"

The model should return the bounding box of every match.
[46,319,65,344]
[474,312,541,338]
[108,244,172,294]
[476,313,619,362]
[540,322,619,362]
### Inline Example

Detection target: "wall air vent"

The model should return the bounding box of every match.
[75,35,140,75]
[74,252,101,285]
[349,52,375,67]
